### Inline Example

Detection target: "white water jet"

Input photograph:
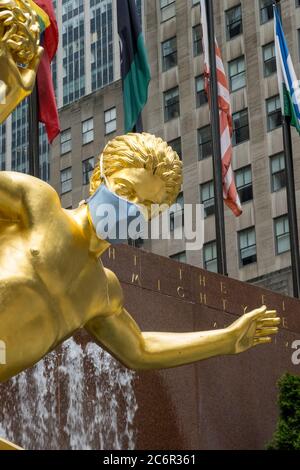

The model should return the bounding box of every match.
[0,339,138,450]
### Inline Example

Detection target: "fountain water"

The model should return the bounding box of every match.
[0,338,138,450]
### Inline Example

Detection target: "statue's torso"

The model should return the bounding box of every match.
[0,189,109,367]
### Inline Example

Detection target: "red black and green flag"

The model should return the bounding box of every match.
[117,0,151,133]
[29,0,60,143]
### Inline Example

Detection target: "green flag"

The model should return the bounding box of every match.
[117,0,151,132]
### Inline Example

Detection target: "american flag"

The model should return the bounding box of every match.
[200,0,242,217]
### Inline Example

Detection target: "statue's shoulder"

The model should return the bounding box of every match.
[4,171,61,206]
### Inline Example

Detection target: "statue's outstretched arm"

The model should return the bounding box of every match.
[85,306,280,371]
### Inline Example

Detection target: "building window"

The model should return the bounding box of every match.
[170,252,187,263]
[192,0,200,5]
[195,75,208,107]
[198,125,212,160]
[162,37,177,71]
[168,137,182,160]
[61,167,72,195]
[235,166,253,204]
[161,0,176,22]
[61,129,71,155]
[226,4,243,40]
[260,0,275,25]
[62,0,86,105]
[239,227,257,267]
[275,215,290,254]
[201,181,215,218]
[90,0,114,92]
[82,157,95,186]
[193,24,203,57]
[11,100,29,174]
[232,109,250,145]
[164,87,180,122]
[82,118,94,145]
[104,107,117,135]
[0,122,6,171]
[263,42,276,77]
[229,56,246,92]
[266,95,282,131]
[170,192,184,231]
[203,241,217,273]
[270,153,286,192]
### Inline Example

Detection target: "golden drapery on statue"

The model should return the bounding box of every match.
[0,0,43,123]
[0,1,280,386]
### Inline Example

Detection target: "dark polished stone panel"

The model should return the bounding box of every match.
[0,245,299,450]
[102,246,300,450]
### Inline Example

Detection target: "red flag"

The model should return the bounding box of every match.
[34,0,60,143]
[200,0,242,217]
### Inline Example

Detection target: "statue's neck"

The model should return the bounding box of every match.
[66,204,110,257]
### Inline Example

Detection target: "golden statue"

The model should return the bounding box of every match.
[0,0,43,122]
[0,437,22,450]
[0,133,280,383]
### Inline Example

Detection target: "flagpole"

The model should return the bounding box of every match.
[28,84,40,178]
[282,115,300,298]
[274,0,300,298]
[205,0,228,276]
[133,115,143,133]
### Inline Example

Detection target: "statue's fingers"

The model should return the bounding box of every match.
[257,318,281,328]
[255,327,279,337]
[253,337,272,346]
[247,306,267,320]
[6,39,23,50]
[0,12,14,22]
[2,23,17,42]
[12,7,26,23]
[255,310,277,321]
[248,307,277,323]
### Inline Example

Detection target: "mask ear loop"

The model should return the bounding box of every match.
[85,155,108,204]
[100,154,111,189]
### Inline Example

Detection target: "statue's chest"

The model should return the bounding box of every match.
[27,218,88,278]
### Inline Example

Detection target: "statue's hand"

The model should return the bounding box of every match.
[227,306,280,354]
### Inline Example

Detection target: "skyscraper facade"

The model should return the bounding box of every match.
[51,0,300,297]
[140,0,300,297]
[1,0,300,297]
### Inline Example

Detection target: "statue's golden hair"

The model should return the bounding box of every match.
[0,0,40,66]
[90,133,183,210]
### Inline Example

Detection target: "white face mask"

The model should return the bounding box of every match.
[87,157,146,244]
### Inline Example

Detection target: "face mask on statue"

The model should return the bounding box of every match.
[87,158,146,245]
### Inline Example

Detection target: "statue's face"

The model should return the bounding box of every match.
[106,168,167,219]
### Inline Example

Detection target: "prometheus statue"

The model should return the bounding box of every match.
[0,132,280,382]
